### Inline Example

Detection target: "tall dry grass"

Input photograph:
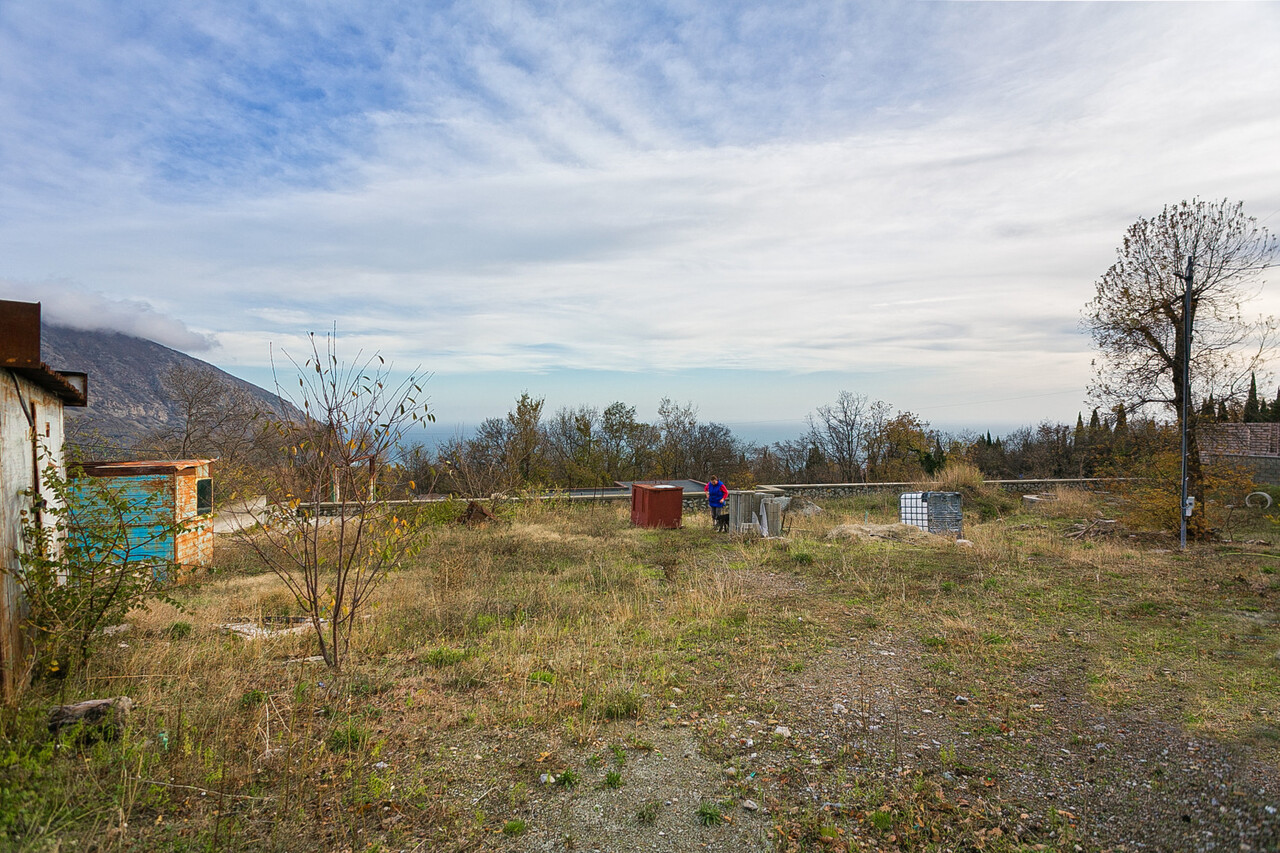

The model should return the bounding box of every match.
[5,487,1279,851]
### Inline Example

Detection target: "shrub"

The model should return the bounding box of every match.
[14,458,181,679]
[919,461,1018,519]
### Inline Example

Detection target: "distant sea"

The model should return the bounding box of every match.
[399,422,806,452]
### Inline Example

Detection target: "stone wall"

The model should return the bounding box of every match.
[1194,424,1280,485]
[1210,455,1280,486]
[671,478,1119,509]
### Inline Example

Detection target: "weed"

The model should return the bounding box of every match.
[869,809,894,831]
[168,621,193,639]
[610,743,627,766]
[529,670,556,686]
[238,689,266,709]
[585,686,642,720]
[637,800,661,825]
[625,734,654,753]
[326,723,367,753]
[604,770,622,789]
[502,819,527,836]
[556,768,579,789]
[696,801,725,826]
[424,646,468,667]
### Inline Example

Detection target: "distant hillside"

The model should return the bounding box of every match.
[40,324,293,458]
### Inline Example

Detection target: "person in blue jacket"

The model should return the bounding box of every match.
[705,476,728,526]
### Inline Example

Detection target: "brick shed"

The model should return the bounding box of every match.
[77,460,215,573]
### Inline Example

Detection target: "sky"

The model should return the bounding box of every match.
[2,1,1279,444]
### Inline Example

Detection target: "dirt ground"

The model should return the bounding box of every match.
[471,568,1280,853]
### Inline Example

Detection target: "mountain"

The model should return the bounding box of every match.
[40,324,292,458]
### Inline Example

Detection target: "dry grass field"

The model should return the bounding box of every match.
[3,486,1278,852]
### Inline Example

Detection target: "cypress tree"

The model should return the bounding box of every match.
[1244,373,1261,422]
[1200,395,1216,420]
[1272,386,1280,423]
[1089,408,1104,434]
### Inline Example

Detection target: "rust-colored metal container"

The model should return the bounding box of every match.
[630,483,683,529]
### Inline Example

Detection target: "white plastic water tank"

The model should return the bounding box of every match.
[899,492,927,531]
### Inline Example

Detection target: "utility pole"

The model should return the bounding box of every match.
[1176,253,1195,551]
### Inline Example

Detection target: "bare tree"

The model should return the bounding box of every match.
[237,333,433,669]
[1084,198,1276,536]
[805,391,875,482]
[655,398,699,478]
[139,364,270,500]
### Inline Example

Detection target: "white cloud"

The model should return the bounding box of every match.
[0,279,214,352]
[0,1,1278,428]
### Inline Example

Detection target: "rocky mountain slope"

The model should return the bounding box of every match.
[40,324,290,458]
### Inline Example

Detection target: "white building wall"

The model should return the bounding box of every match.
[0,370,66,696]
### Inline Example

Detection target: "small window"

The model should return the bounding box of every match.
[196,478,213,515]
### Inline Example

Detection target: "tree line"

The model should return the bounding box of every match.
[403,390,1191,496]
[107,363,1258,500]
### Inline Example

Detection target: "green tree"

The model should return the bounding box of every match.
[506,392,546,484]
[1243,373,1262,422]
[599,402,656,482]
[1084,198,1276,537]
[546,405,605,486]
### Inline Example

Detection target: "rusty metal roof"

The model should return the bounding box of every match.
[8,364,88,407]
[1,299,88,406]
[79,459,214,477]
